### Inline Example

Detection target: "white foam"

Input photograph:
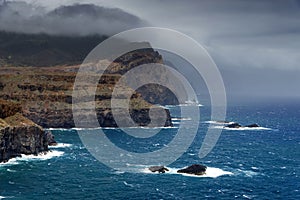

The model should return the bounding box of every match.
[0,159,19,167]
[48,143,72,148]
[0,150,64,167]
[123,181,134,187]
[242,194,252,199]
[0,196,14,199]
[6,169,17,173]
[205,121,235,125]
[211,125,272,131]
[141,166,233,178]
[237,169,259,177]
[46,128,71,131]
[224,127,272,131]
[138,126,177,129]
[180,103,203,107]
[172,117,192,121]
[165,103,203,108]
[47,126,177,131]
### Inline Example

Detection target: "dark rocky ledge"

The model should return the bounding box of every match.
[177,164,207,176]
[0,99,50,163]
[148,166,169,173]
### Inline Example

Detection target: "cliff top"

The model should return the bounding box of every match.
[0,99,22,118]
[0,100,38,129]
[0,112,37,128]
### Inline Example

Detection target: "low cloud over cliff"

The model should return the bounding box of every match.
[0,1,145,36]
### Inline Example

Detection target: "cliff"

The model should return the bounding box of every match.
[0,99,48,163]
[0,48,175,128]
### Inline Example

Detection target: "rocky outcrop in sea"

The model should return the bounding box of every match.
[177,164,207,175]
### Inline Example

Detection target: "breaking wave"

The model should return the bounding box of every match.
[140,166,233,178]
[211,125,272,131]
[0,150,64,167]
[48,143,72,148]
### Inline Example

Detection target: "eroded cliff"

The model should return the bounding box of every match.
[0,48,175,128]
[0,99,48,163]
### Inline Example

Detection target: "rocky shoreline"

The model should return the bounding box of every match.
[0,99,55,163]
[0,48,176,162]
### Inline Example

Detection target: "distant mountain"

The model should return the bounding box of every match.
[48,4,141,24]
[0,2,144,36]
[0,31,107,66]
[0,2,146,67]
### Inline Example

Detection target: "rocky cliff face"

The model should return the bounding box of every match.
[0,100,48,163]
[0,48,175,128]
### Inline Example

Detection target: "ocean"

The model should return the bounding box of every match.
[0,100,299,199]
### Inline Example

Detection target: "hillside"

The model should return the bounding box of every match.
[0,49,176,128]
[0,31,181,128]
[0,31,107,67]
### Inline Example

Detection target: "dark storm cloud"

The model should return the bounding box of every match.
[0,1,145,36]
[105,0,300,99]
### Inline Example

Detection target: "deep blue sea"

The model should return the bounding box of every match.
[1,101,299,199]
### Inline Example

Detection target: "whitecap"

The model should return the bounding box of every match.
[123,181,134,187]
[138,126,177,129]
[48,143,72,149]
[47,126,178,131]
[0,150,64,167]
[0,159,19,167]
[211,125,272,131]
[16,150,64,161]
[224,127,272,131]
[237,169,259,177]
[6,169,17,173]
[0,196,14,199]
[242,194,253,199]
[140,166,233,178]
[172,117,192,121]
[165,103,203,108]
[205,121,235,125]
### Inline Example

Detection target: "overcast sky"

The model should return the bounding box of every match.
[2,0,300,102]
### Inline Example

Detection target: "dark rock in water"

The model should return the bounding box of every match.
[226,123,242,128]
[44,131,57,146]
[149,166,169,173]
[177,164,207,175]
[245,123,260,128]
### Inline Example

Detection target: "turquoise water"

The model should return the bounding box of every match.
[0,102,299,199]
